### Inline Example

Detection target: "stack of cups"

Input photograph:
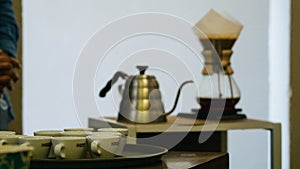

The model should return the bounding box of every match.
[34,128,91,159]
[0,127,128,160]
[1,131,58,159]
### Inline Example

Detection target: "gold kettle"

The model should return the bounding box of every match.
[99,66,193,123]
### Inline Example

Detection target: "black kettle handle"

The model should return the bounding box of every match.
[99,71,128,97]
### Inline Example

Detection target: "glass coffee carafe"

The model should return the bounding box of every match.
[180,9,247,120]
[195,37,246,120]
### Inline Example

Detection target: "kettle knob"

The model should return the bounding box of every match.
[136,66,148,75]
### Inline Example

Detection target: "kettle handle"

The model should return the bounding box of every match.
[99,71,128,97]
[162,80,193,116]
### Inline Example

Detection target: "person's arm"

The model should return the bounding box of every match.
[0,0,21,130]
[0,0,21,92]
[0,0,19,58]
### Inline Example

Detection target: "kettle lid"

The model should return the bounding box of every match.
[133,65,155,79]
[136,65,148,75]
[129,65,158,88]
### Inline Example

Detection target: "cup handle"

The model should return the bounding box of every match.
[54,143,66,158]
[0,139,7,146]
[91,141,101,155]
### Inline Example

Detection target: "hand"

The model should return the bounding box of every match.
[0,50,22,93]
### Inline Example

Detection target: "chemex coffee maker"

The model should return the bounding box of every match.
[99,65,193,123]
[190,9,247,120]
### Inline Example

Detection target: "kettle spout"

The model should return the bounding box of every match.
[162,80,193,116]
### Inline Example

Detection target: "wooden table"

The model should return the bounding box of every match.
[89,116,281,169]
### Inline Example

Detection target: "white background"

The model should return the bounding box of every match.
[22,0,290,169]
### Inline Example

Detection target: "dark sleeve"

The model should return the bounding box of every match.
[0,0,19,58]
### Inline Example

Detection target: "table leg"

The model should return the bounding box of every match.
[127,126,137,144]
[271,123,281,169]
[220,131,228,153]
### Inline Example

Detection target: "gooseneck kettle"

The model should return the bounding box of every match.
[99,66,193,123]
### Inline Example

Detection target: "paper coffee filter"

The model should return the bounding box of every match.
[193,9,243,39]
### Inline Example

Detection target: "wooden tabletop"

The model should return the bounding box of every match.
[99,115,277,133]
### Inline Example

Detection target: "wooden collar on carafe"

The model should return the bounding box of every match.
[202,49,234,75]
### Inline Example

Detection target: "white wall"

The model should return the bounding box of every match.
[269,0,290,169]
[22,0,288,169]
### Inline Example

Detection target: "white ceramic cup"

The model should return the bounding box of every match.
[64,128,94,132]
[89,131,124,155]
[34,130,63,158]
[89,131,121,137]
[0,145,34,169]
[0,135,22,146]
[0,131,16,135]
[51,136,86,159]
[34,130,63,137]
[60,131,91,137]
[18,136,52,159]
[86,135,120,158]
[97,128,128,136]
[97,128,128,155]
